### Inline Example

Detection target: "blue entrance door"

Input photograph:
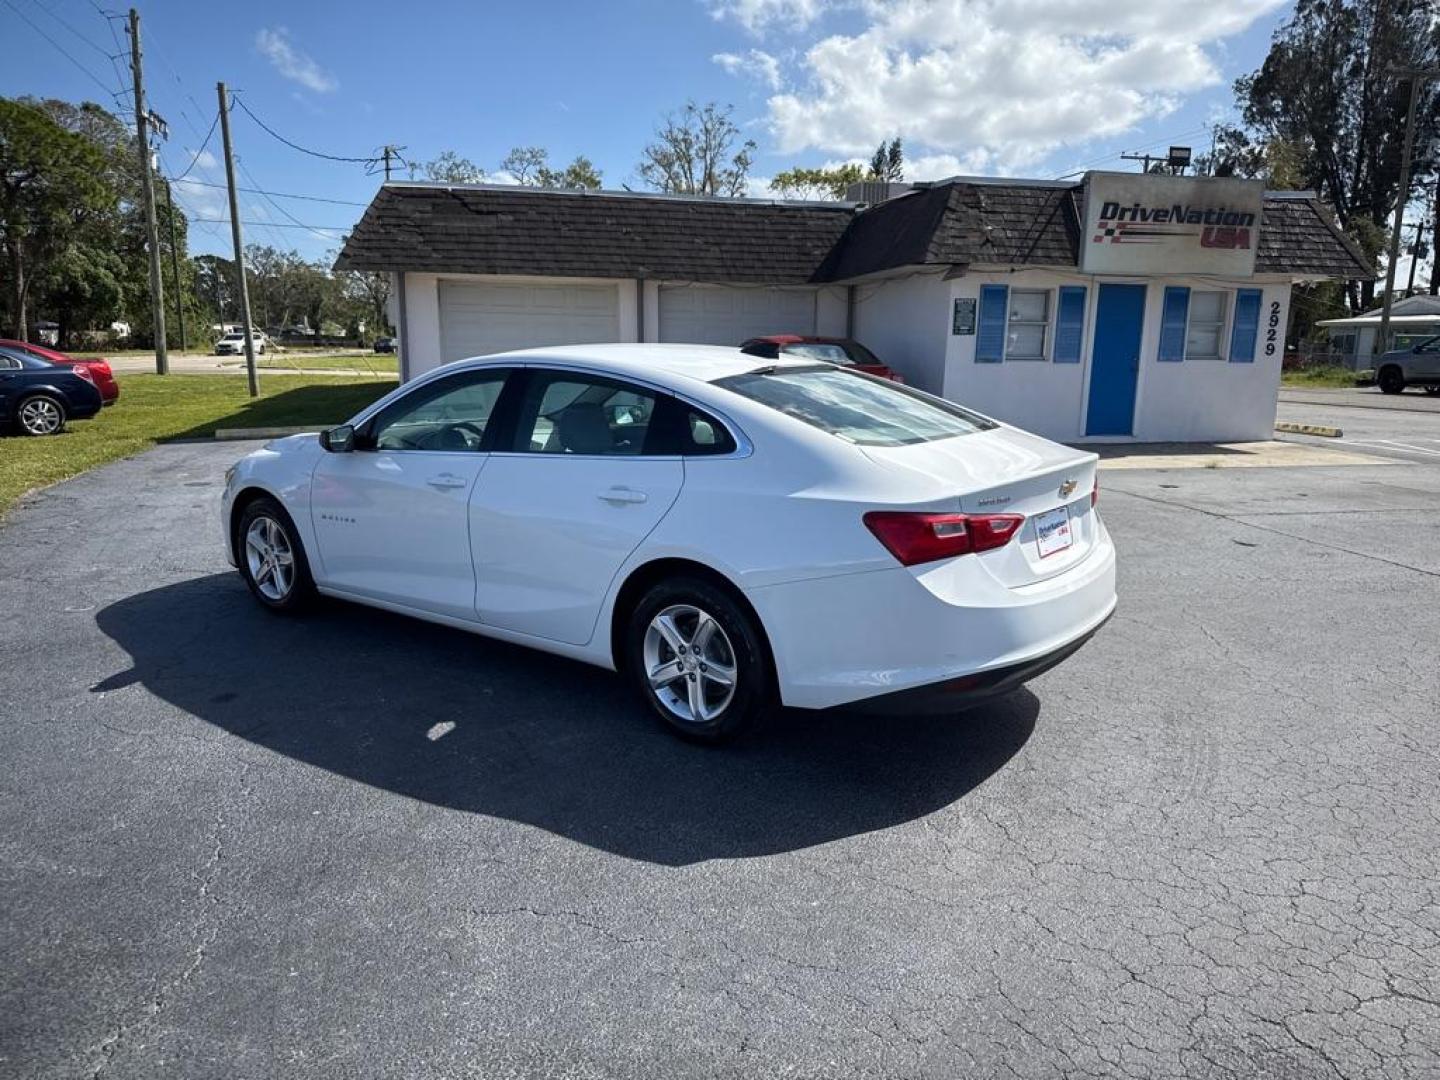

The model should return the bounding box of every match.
[1085,284,1146,436]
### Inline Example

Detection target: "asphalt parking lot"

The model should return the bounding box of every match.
[2,441,1438,1079]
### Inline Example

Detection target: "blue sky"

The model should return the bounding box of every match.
[3,0,1293,263]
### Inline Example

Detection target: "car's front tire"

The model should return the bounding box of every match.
[1378,366,1406,394]
[237,496,315,613]
[625,576,773,744]
[15,393,67,436]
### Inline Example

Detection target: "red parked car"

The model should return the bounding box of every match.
[739,335,903,381]
[0,340,119,404]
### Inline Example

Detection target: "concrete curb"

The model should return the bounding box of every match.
[213,426,316,441]
[1276,421,1343,438]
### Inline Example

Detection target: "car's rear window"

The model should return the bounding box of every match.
[715,366,995,446]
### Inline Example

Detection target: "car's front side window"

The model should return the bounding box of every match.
[368,369,510,452]
[514,373,659,456]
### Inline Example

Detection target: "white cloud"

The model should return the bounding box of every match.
[193,149,218,171]
[255,28,337,94]
[764,0,1283,171]
[712,49,783,90]
[709,0,831,33]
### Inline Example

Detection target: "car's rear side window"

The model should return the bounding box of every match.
[715,366,994,447]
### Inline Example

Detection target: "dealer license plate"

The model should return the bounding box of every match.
[1034,506,1073,558]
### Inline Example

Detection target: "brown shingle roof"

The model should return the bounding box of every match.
[333,184,852,284]
[335,180,1374,284]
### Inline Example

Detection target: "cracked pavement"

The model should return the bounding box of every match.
[1,442,1437,1079]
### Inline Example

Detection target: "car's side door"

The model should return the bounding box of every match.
[468,368,685,646]
[309,366,515,620]
[1411,337,1440,379]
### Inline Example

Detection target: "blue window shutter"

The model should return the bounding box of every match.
[1054,286,1086,362]
[976,285,1008,362]
[1229,288,1262,363]
[1158,286,1190,362]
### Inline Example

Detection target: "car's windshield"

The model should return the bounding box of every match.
[715,366,994,446]
[781,343,854,365]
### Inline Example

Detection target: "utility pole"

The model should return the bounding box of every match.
[380,144,406,181]
[1405,219,1427,297]
[128,8,168,374]
[217,82,259,398]
[162,181,187,351]
[1378,68,1439,356]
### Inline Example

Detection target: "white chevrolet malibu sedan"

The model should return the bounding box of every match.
[222,344,1116,742]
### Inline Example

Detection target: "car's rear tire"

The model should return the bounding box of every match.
[236,496,315,613]
[1378,366,1406,394]
[625,576,772,744]
[15,393,67,436]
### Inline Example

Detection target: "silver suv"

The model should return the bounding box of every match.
[1376,336,1440,395]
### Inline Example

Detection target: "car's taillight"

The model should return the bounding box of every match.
[70,364,95,383]
[1091,476,1099,508]
[863,511,1024,566]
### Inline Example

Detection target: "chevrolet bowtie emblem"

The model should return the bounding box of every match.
[1059,479,1078,498]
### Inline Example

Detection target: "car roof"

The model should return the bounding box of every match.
[445,343,818,386]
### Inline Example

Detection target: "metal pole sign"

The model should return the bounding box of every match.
[1081,171,1264,276]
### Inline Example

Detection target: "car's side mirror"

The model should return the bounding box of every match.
[320,424,355,453]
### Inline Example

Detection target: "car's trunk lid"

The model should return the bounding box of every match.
[861,426,1100,587]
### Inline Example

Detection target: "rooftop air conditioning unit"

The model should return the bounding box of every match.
[844,181,914,205]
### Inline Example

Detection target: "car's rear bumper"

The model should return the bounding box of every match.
[833,611,1112,715]
[746,517,1117,710]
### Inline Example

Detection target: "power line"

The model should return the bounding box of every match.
[2,0,125,100]
[162,177,368,207]
[24,0,113,59]
[187,217,348,233]
[236,155,339,245]
[230,95,379,165]
[169,111,221,182]
[1053,123,1216,180]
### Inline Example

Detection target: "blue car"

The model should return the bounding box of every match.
[0,345,104,436]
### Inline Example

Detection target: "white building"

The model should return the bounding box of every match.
[337,171,1369,443]
[1317,294,1440,368]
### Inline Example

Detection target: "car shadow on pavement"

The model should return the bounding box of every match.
[94,574,1037,866]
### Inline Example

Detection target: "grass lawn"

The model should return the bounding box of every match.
[0,373,395,518]
[1280,365,1360,388]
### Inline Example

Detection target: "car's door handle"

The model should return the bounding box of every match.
[426,473,468,490]
[598,486,647,505]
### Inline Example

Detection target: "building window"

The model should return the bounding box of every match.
[1007,289,1049,359]
[1186,291,1228,359]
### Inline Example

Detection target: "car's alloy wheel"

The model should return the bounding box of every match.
[627,577,771,743]
[644,603,739,725]
[17,395,65,436]
[237,497,314,612]
[1378,367,1406,394]
[244,515,296,601]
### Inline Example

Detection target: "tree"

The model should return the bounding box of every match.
[0,98,112,340]
[637,102,756,197]
[501,146,603,190]
[340,267,392,336]
[1229,0,1440,307]
[769,163,865,200]
[869,137,903,181]
[424,150,485,184]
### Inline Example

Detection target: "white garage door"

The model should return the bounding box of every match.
[658,285,817,345]
[438,281,619,365]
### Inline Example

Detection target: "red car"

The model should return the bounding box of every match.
[0,339,119,404]
[738,335,903,381]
